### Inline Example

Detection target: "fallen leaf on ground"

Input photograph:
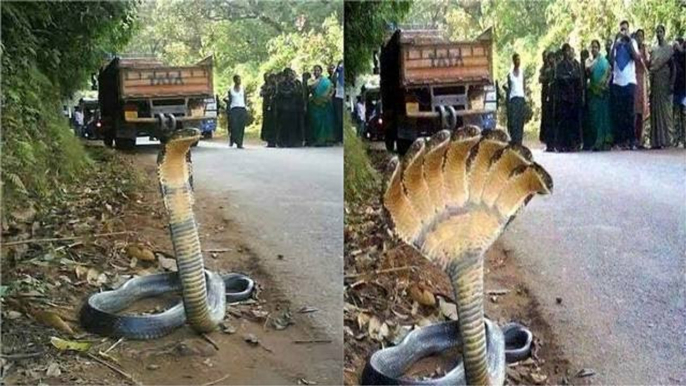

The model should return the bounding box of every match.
[75,266,89,279]
[45,362,61,377]
[357,312,371,330]
[298,378,317,385]
[50,336,92,352]
[157,254,177,272]
[126,244,155,262]
[438,297,458,320]
[6,310,22,320]
[32,310,74,334]
[529,372,548,384]
[272,309,294,330]
[86,268,107,286]
[243,334,259,346]
[298,306,318,313]
[575,368,596,378]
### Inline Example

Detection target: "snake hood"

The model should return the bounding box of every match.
[382,127,552,385]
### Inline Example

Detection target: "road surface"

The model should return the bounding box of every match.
[188,140,344,341]
[502,147,685,384]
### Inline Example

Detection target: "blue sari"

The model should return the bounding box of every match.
[308,76,335,146]
[588,55,613,150]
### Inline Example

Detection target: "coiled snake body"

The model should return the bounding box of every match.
[364,127,552,385]
[81,122,254,339]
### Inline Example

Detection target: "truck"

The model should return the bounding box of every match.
[379,28,497,154]
[97,56,215,149]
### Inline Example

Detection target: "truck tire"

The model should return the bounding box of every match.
[396,139,413,156]
[202,131,213,139]
[385,136,395,152]
[114,137,135,150]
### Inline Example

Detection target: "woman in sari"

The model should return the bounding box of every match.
[539,51,556,151]
[649,25,675,149]
[308,65,336,146]
[555,44,583,152]
[587,40,613,151]
[634,30,650,148]
[260,73,277,147]
[275,68,305,147]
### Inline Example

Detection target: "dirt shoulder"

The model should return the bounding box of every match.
[1,142,336,385]
[343,146,583,386]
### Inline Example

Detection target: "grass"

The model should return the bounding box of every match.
[344,115,379,204]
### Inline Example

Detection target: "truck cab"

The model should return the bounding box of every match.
[380,28,497,154]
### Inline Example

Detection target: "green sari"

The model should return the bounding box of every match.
[588,55,613,150]
[308,76,335,146]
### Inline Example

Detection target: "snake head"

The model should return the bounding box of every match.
[383,127,552,269]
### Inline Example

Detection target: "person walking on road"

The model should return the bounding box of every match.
[505,53,526,145]
[227,74,248,149]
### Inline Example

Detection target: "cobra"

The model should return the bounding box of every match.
[80,115,254,339]
[368,127,552,385]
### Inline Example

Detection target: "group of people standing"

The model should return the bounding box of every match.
[531,21,686,152]
[259,63,344,148]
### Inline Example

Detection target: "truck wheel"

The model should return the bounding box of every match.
[396,139,413,156]
[114,138,135,150]
[202,131,213,139]
[104,134,114,148]
[384,136,395,152]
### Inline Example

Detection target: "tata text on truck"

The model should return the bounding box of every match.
[379,28,497,154]
[98,56,215,149]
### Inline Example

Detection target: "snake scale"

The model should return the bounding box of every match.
[81,120,254,339]
[364,126,552,385]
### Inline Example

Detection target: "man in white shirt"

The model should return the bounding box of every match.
[355,96,366,137]
[505,53,526,145]
[609,20,641,149]
[73,107,84,137]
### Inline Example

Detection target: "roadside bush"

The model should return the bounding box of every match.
[344,115,378,204]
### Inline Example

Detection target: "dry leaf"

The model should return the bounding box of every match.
[357,312,371,330]
[409,285,436,306]
[46,362,61,377]
[50,336,92,352]
[75,266,89,279]
[439,297,458,320]
[86,268,107,286]
[368,316,382,341]
[126,244,155,262]
[157,254,177,272]
[32,310,74,334]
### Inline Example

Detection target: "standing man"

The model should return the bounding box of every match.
[354,96,366,137]
[609,20,640,149]
[505,53,526,145]
[73,106,84,138]
[227,74,247,149]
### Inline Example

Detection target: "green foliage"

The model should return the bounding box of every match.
[344,116,378,203]
[344,1,411,84]
[1,1,136,214]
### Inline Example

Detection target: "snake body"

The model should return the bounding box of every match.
[375,127,552,385]
[81,123,254,339]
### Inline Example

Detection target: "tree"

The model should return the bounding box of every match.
[344,1,411,84]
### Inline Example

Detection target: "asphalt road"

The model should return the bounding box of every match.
[501,147,685,384]
[187,139,344,341]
